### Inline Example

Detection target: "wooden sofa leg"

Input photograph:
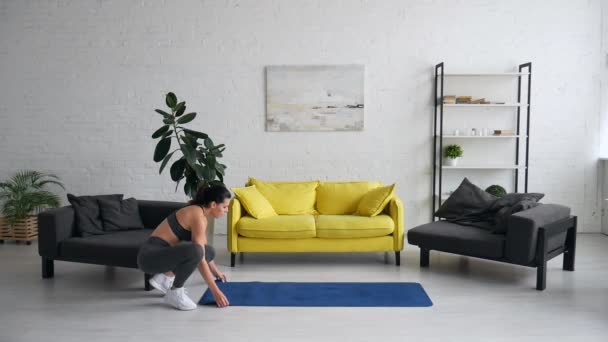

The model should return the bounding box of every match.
[420,248,430,267]
[563,222,577,271]
[144,273,152,291]
[231,253,236,267]
[395,251,401,266]
[42,258,54,278]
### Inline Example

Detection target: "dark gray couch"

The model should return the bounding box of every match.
[407,204,577,290]
[38,200,186,290]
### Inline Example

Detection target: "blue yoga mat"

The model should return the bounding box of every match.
[199,282,433,307]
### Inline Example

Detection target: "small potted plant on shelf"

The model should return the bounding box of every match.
[0,170,64,245]
[444,144,463,166]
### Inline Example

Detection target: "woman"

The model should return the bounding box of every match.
[137,185,231,310]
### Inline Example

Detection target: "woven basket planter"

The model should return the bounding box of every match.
[0,216,38,244]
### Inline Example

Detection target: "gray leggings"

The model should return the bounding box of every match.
[137,237,216,288]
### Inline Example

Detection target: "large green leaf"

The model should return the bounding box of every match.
[151,125,170,139]
[177,113,196,124]
[175,102,186,117]
[153,138,171,162]
[158,150,176,175]
[180,144,197,166]
[169,159,187,181]
[183,128,207,139]
[166,92,177,109]
[155,109,172,119]
[163,117,175,125]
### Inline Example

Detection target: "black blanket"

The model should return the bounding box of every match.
[435,178,544,234]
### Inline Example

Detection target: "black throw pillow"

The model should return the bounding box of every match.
[67,194,124,237]
[490,193,545,234]
[435,178,497,220]
[98,197,145,232]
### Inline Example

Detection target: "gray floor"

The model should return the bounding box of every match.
[0,234,607,342]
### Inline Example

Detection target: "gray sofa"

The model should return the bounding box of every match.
[407,204,577,290]
[38,200,186,290]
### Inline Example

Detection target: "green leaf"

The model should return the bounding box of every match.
[183,128,207,139]
[206,166,215,181]
[205,155,216,169]
[215,170,224,183]
[151,125,170,139]
[177,112,196,124]
[153,138,171,162]
[158,151,176,174]
[215,163,226,175]
[180,134,198,148]
[155,109,172,119]
[166,92,177,109]
[204,137,215,149]
[161,130,174,139]
[163,117,175,125]
[192,164,207,180]
[175,102,186,117]
[180,144,197,166]
[169,159,187,181]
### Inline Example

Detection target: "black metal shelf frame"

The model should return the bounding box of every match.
[432,62,532,219]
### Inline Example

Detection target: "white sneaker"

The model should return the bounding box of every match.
[149,274,174,294]
[164,287,198,311]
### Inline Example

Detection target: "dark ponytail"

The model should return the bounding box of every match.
[189,185,232,207]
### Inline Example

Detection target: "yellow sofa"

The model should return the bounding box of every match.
[228,178,404,266]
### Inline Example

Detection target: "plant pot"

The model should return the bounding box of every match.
[11,216,38,244]
[0,217,10,242]
[444,157,460,166]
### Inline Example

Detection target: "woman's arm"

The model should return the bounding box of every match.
[191,213,229,307]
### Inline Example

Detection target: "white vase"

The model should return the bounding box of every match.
[445,157,459,166]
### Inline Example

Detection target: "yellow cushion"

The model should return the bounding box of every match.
[231,185,277,219]
[356,184,396,217]
[236,215,316,239]
[315,214,395,238]
[316,181,383,214]
[249,177,319,215]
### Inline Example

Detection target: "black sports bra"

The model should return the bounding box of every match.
[167,211,192,241]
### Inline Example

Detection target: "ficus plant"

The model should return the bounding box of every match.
[152,92,227,199]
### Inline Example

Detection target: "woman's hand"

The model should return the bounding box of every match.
[212,288,230,308]
[215,270,227,283]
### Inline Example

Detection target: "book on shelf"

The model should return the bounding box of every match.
[455,96,472,104]
[493,129,514,135]
[443,95,456,104]
[471,98,490,104]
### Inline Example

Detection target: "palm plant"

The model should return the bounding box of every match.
[0,170,65,225]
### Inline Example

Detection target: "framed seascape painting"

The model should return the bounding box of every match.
[266,65,364,131]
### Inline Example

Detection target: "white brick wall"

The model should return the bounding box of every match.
[0,0,603,233]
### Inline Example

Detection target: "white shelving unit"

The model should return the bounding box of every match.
[432,62,532,218]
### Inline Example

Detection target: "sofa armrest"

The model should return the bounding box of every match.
[387,196,405,251]
[38,206,76,259]
[228,198,242,252]
[138,200,186,229]
[505,203,571,265]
